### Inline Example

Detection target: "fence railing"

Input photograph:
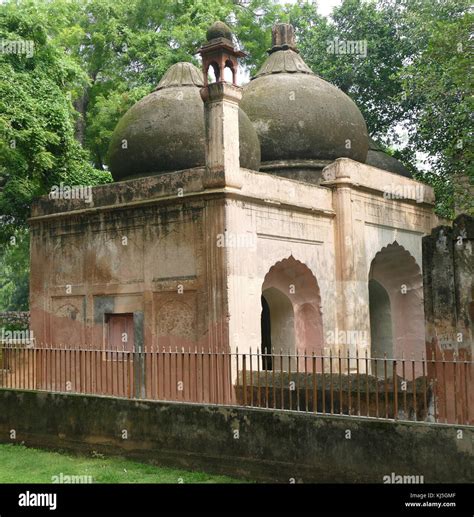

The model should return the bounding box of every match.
[0,344,472,425]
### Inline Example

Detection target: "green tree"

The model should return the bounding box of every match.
[0,229,29,311]
[399,0,473,217]
[0,0,111,243]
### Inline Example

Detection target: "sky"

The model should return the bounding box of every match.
[277,0,343,17]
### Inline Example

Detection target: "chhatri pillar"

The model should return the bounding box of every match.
[199,21,246,189]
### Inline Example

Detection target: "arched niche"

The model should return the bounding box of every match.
[368,242,425,363]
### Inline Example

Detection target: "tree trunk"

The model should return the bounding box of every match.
[73,88,89,146]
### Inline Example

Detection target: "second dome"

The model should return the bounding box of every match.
[241,24,369,172]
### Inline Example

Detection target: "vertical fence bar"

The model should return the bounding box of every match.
[322,352,326,415]
[464,357,469,425]
[257,348,261,408]
[329,352,334,415]
[338,349,342,415]
[356,349,360,416]
[242,353,247,406]
[181,348,185,402]
[296,349,300,412]
[412,354,417,422]
[44,345,51,391]
[402,353,407,418]
[249,347,254,407]
[393,359,398,420]
[312,352,317,413]
[279,350,283,410]
[422,352,427,420]
[90,348,94,395]
[365,349,370,416]
[304,350,308,412]
[453,352,458,424]
[235,347,239,406]
[221,350,226,404]
[198,347,202,403]
[384,353,389,419]
[347,350,352,416]
[22,346,26,390]
[214,347,219,405]
[288,350,292,411]
[13,346,16,389]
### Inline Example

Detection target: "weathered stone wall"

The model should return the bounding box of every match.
[0,389,471,483]
[422,215,474,423]
[423,214,473,356]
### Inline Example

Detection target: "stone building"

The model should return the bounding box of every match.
[29,22,441,392]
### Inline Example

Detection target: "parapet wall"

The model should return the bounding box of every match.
[0,389,471,483]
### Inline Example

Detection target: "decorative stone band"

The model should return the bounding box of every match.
[259,159,333,171]
[200,82,242,104]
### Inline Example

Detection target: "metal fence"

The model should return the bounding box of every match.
[0,344,472,425]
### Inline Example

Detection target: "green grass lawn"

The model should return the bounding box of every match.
[0,443,246,483]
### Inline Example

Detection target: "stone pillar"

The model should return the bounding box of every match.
[200,82,243,189]
[323,161,368,364]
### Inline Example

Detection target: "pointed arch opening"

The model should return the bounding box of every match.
[261,256,323,371]
[368,242,425,367]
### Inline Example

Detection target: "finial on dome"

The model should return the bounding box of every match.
[270,23,298,54]
[206,21,233,42]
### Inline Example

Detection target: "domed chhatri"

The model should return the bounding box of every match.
[107,62,260,181]
[206,20,233,42]
[241,23,369,171]
[366,138,412,178]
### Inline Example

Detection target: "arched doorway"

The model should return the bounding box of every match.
[368,242,424,363]
[261,256,323,371]
[368,279,393,358]
[261,287,294,370]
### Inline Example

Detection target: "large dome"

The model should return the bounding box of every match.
[108,62,260,181]
[241,24,368,171]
